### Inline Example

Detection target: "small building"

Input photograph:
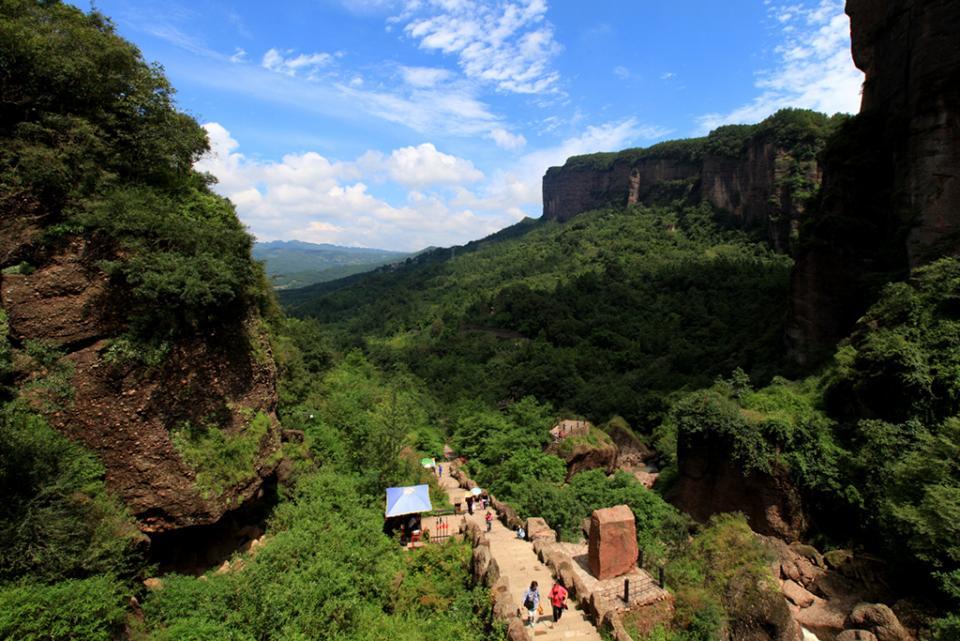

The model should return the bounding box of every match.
[384,484,433,545]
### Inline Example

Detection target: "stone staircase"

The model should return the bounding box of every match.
[437,470,603,641]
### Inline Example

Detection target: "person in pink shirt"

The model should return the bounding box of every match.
[549,579,568,623]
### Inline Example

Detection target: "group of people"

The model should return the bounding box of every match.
[521,579,568,629]
[463,492,489,515]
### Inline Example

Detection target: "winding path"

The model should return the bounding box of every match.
[435,468,602,640]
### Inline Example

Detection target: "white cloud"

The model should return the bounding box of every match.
[697,0,862,132]
[230,48,247,63]
[195,119,667,249]
[400,65,453,87]
[393,0,562,94]
[262,48,335,77]
[660,71,675,81]
[195,123,505,249]
[337,80,502,137]
[359,143,484,187]
[613,66,631,80]
[488,127,527,150]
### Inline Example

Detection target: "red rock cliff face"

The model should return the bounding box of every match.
[542,138,820,252]
[668,432,808,541]
[0,231,282,533]
[787,0,960,365]
[849,0,960,265]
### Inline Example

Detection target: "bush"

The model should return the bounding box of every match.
[0,403,142,582]
[142,470,493,641]
[0,575,127,641]
[171,410,273,498]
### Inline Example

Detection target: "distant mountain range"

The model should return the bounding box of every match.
[252,240,412,289]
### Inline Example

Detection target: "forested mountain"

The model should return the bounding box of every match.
[252,240,410,289]
[1,1,959,641]
[282,203,793,425]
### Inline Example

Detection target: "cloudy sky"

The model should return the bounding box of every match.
[78,0,863,251]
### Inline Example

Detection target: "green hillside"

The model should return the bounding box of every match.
[282,203,793,425]
[252,240,411,289]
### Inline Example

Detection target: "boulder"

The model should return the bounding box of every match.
[789,543,825,568]
[846,603,913,641]
[782,580,816,609]
[724,571,803,641]
[526,517,555,542]
[837,632,878,641]
[588,505,638,580]
[143,577,163,591]
[506,618,530,641]
[824,549,854,571]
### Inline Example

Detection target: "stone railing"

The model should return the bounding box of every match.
[450,464,642,641]
[460,518,531,641]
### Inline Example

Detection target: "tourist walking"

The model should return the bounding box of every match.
[485,510,493,532]
[438,463,443,477]
[521,581,540,628]
[549,579,568,623]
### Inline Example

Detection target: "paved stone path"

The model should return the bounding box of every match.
[436,468,602,641]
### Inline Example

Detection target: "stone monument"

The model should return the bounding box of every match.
[588,504,638,580]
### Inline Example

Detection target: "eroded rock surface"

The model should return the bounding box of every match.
[788,0,960,364]
[1,231,282,533]
[588,504,638,580]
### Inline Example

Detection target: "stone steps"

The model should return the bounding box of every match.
[438,470,603,641]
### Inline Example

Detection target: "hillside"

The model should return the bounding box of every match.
[282,203,793,425]
[2,1,960,641]
[252,240,410,289]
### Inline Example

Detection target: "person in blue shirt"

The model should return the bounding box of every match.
[521,581,540,628]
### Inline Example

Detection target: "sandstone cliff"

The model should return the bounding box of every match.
[1,227,282,534]
[667,429,808,541]
[542,110,834,252]
[787,0,960,364]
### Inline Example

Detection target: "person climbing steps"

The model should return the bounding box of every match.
[549,579,568,626]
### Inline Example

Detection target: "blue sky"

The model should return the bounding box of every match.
[76,0,863,250]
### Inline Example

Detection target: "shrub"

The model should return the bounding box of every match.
[171,410,272,498]
[0,574,127,641]
[0,403,142,582]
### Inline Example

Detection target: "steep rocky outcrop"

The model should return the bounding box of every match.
[668,432,807,541]
[542,112,830,252]
[788,0,960,364]
[546,424,619,480]
[1,230,282,533]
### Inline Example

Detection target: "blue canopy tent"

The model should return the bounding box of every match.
[385,484,432,518]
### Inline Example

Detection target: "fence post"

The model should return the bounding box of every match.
[623,579,630,603]
[658,567,665,588]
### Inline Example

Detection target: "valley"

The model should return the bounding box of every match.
[0,1,958,641]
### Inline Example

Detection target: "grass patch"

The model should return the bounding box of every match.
[171,410,272,498]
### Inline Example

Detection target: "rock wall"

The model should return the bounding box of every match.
[541,137,819,252]
[668,432,807,541]
[788,0,960,364]
[0,230,282,533]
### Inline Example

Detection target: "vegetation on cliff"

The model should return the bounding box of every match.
[660,258,960,620]
[1,0,268,339]
[555,109,847,172]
